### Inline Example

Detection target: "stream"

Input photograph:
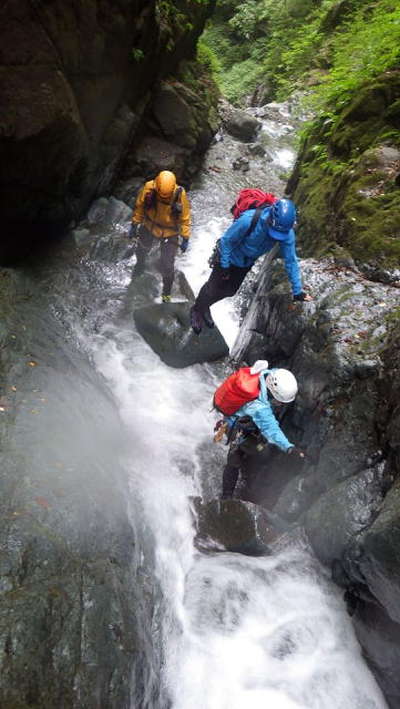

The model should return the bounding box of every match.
[1,101,387,708]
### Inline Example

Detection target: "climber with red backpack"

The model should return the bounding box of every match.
[129,170,191,302]
[190,192,312,334]
[213,360,305,499]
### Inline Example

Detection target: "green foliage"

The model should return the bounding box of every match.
[197,39,221,74]
[155,0,202,48]
[310,0,400,114]
[221,52,267,103]
[203,0,400,106]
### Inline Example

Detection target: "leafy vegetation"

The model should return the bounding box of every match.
[201,0,400,107]
[200,0,400,272]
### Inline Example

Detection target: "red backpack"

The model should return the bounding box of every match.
[231,189,277,220]
[214,367,261,415]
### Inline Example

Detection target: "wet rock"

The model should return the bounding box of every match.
[247,143,267,158]
[1,0,217,263]
[254,102,291,122]
[133,302,228,368]
[219,99,261,143]
[151,81,209,151]
[348,479,400,625]
[71,228,90,247]
[192,497,279,556]
[89,235,134,262]
[112,179,144,209]
[232,156,250,172]
[352,600,400,704]
[304,465,384,566]
[0,289,140,708]
[87,196,131,227]
[127,134,188,182]
[235,243,400,701]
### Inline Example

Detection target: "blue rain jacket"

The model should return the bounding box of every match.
[219,207,302,296]
[225,368,294,452]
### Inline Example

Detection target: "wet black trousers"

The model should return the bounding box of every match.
[222,436,261,498]
[135,227,179,296]
[194,264,251,314]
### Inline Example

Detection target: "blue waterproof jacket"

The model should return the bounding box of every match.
[219,207,302,296]
[225,368,294,452]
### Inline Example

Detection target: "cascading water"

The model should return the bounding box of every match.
[87,103,386,707]
[2,101,387,708]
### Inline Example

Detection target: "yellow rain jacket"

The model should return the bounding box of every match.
[132,180,191,241]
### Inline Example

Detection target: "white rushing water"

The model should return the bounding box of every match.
[76,101,387,708]
[88,212,387,709]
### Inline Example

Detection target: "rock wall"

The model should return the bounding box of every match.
[0,0,217,263]
[234,252,400,705]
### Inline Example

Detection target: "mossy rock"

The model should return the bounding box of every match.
[290,71,400,275]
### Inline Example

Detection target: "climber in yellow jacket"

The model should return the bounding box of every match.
[129,170,191,302]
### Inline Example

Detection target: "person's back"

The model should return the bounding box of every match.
[218,362,305,498]
[190,198,312,334]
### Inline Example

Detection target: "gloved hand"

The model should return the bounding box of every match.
[293,291,313,302]
[180,238,189,253]
[220,267,230,281]
[288,446,305,459]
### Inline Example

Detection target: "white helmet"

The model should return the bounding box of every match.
[266,369,298,403]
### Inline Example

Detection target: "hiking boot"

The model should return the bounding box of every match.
[161,294,171,303]
[190,306,203,335]
[202,306,214,329]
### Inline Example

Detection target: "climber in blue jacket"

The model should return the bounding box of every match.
[190,199,312,334]
[220,363,305,499]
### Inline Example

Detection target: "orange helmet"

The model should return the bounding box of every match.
[155,170,176,199]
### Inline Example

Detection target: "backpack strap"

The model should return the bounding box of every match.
[173,186,183,203]
[244,206,263,239]
[144,187,157,212]
[171,186,183,219]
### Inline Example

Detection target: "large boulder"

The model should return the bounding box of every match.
[219,99,261,142]
[0,0,217,263]
[350,480,400,625]
[133,301,228,368]
[304,465,385,567]
[192,497,280,556]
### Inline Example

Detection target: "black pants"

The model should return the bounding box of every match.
[222,435,263,498]
[194,264,251,313]
[135,227,179,296]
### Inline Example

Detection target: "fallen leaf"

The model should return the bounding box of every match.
[28,361,37,367]
[30,409,40,414]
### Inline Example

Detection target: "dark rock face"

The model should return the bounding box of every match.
[0,0,217,263]
[192,497,279,556]
[133,301,228,368]
[233,253,400,703]
[0,270,140,708]
[218,98,261,142]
